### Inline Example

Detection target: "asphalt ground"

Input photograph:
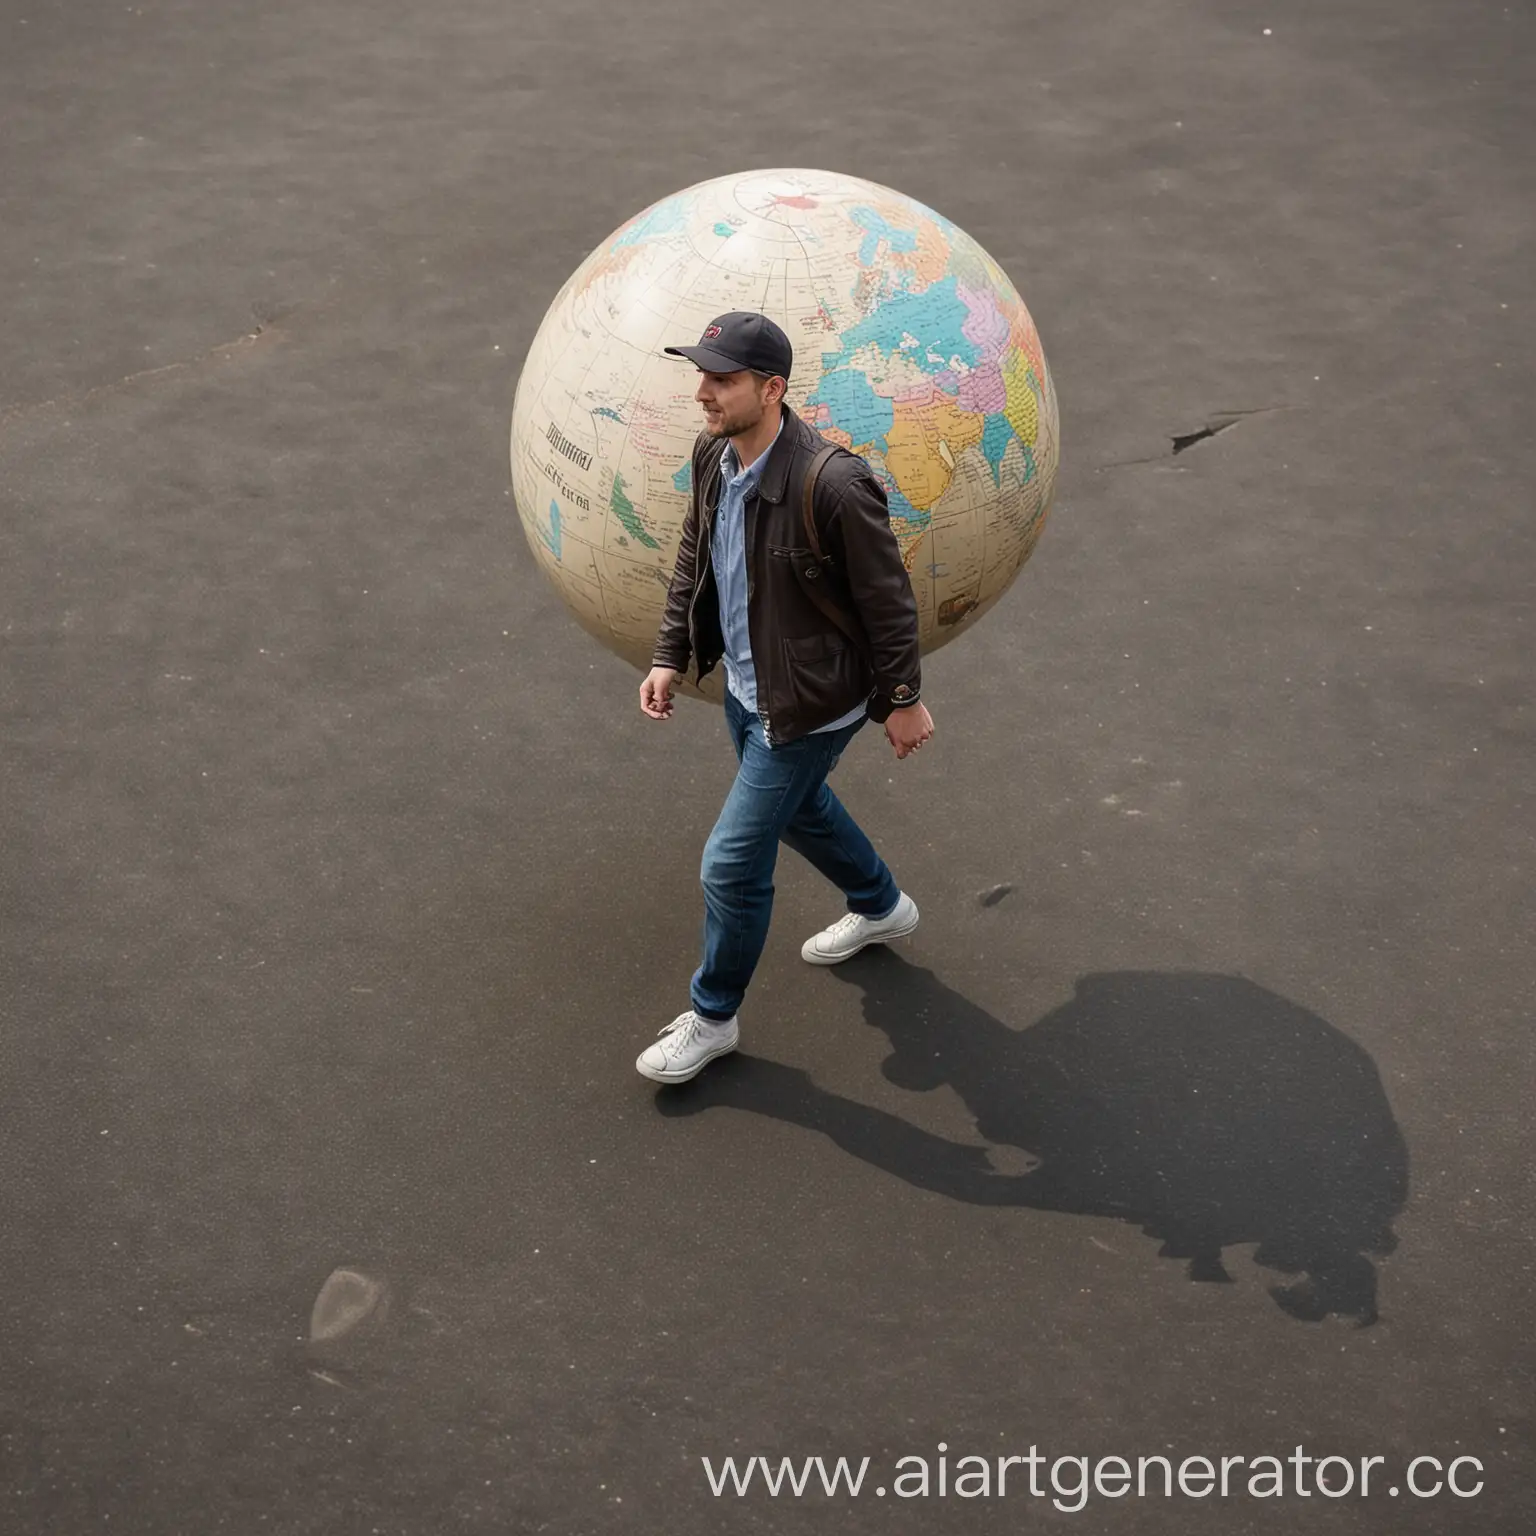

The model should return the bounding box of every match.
[2,1,1532,1532]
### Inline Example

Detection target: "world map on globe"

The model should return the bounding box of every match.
[510,167,1060,697]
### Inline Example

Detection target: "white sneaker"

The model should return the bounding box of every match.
[635,1010,740,1083]
[801,891,920,965]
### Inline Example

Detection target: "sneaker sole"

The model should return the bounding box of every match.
[801,913,920,965]
[635,1036,739,1084]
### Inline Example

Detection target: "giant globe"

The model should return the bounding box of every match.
[509,168,1059,702]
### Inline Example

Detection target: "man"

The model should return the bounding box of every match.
[635,310,935,1084]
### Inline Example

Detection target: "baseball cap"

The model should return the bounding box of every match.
[665,311,793,380]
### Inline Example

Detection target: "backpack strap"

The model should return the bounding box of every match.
[799,444,872,666]
[801,445,840,560]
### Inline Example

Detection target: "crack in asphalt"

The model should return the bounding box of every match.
[0,306,282,429]
[1097,406,1298,470]
[1171,413,1244,454]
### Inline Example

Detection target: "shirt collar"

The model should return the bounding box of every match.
[720,413,785,486]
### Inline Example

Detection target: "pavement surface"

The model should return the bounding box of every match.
[2,1,1532,1532]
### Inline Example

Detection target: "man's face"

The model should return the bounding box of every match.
[695,369,778,438]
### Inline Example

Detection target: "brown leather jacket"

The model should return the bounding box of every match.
[651,404,922,748]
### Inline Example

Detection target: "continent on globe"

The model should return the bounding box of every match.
[510,168,1059,700]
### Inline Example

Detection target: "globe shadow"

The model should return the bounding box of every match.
[656,957,1408,1325]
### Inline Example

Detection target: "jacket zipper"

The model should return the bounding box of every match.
[685,559,702,672]
[687,482,716,678]
[744,492,776,746]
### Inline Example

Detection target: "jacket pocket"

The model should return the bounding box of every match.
[781,631,860,722]
[782,631,848,664]
[767,544,833,583]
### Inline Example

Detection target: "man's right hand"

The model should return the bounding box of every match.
[640,666,678,720]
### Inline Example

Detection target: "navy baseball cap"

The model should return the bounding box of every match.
[665,311,793,380]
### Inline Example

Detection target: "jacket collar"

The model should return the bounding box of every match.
[755,403,808,506]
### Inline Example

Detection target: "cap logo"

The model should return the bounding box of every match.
[703,325,722,340]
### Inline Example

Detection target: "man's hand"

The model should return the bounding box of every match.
[640,666,678,720]
[884,702,934,760]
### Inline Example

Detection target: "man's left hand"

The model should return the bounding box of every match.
[884,702,935,760]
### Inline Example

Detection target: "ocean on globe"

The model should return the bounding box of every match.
[509,167,1059,702]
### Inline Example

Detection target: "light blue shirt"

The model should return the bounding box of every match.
[713,422,867,736]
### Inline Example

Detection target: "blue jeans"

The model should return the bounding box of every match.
[690,689,902,1022]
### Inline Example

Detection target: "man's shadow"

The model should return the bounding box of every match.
[657,957,1408,1325]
